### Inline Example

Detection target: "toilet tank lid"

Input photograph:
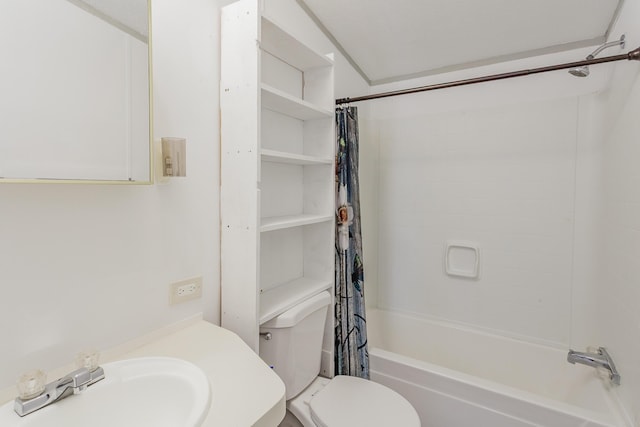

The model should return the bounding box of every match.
[261,291,331,329]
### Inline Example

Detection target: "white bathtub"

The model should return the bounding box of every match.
[367,309,630,427]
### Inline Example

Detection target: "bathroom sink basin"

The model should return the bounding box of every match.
[0,357,211,427]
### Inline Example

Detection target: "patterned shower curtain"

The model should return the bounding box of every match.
[335,106,369,379]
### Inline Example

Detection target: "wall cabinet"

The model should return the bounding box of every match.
[221,0,335,376]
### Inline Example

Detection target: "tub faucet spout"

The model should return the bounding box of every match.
[567,347,620,386]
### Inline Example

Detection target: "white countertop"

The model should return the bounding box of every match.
[0,318,286,427]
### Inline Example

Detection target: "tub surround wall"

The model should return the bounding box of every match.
[361,0,640,421]
[599,75,640,425]
[598,47,640,427]
[358,116,380,309]
[374,95,579,346]
[368,309,628,427]
[364,53,610,347]
[358,51,609,328]
[590,1,640,423]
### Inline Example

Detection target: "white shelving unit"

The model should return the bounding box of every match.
[221,0,335,378]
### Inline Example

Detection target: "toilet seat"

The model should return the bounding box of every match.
[309,376,420,427]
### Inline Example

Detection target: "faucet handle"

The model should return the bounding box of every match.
[16,370,46,400]
[598,347,621,386]
[75,349,100,372]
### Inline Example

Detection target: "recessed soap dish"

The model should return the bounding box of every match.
[445,241,480,279]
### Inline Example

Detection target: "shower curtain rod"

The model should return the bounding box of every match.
[335,47,640,105]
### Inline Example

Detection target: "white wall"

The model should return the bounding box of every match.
[0,0,221,391]
[0,0,368,394]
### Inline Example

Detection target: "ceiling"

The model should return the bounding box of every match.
[298,0,623,85]
[70,0,148,40]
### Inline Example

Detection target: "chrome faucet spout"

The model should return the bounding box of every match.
[567,347,620,386]
[14,367,105,417]
[60,367,92,395]
[567,350,608,368]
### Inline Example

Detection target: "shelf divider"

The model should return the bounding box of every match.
[261,84,332,121]
[261,149,332,165]
[260,213,333,232]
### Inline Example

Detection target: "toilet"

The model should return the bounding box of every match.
[260,291,420,427]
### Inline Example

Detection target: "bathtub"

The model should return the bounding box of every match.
[367,309,630,427]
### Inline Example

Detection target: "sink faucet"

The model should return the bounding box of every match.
[14,366,105,417]
[567,347,620,386]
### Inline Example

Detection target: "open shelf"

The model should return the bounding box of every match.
[260,213,333,232]
[260,15,334,72]
[261,84,332,120]
[222,1,334,365]
[260,277,332,324]
[261,149,332,165]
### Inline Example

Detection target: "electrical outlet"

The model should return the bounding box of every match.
[169,277,203,305]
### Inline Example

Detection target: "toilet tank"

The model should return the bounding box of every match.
[259,291,331,400]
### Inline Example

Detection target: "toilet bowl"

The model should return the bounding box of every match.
[287,375,420,427]
[260,291,420,427]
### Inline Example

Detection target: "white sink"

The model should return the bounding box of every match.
[0,357,211,427]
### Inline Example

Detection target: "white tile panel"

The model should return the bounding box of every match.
[375,96,577,345]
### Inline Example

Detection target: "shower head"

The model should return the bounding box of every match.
[568,35,626,77]
[569,64,590,77]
